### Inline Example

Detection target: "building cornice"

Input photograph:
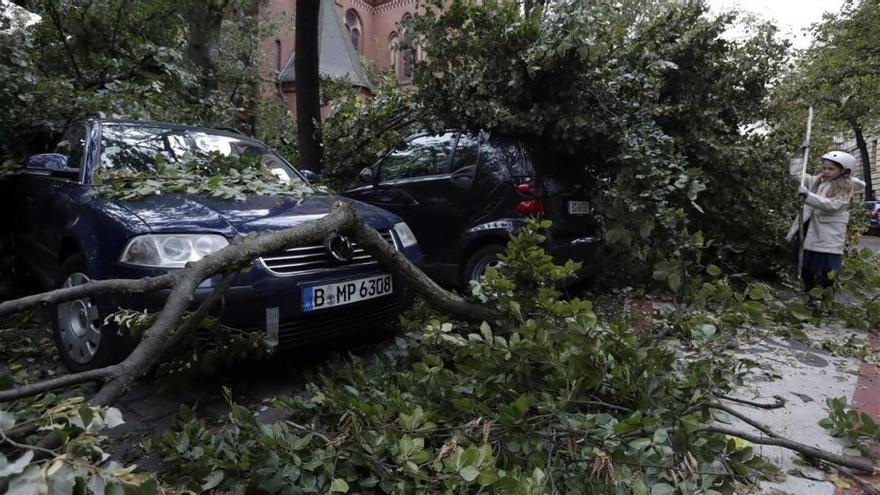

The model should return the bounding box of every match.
[345,0,420,15]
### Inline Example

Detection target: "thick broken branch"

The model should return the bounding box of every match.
[700,425,877,474]
[1,201,493,410]
[0,275,235,403]
[159,272,236,357]
[0,366,117,402]
[0,273,179,318]
[341,213,497,323]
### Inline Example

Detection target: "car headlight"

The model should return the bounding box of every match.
[393,222,418,248]
[120,234,229,268]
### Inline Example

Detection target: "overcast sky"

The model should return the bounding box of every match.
[706,0,847,49]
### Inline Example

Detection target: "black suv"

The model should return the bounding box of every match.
[344,131,603,287]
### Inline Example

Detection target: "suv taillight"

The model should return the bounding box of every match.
[515,179,544,217]
[516,199,544,216]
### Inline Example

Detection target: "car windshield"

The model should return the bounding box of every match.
[98,124,302,185]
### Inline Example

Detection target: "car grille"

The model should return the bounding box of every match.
[276,297,403,348]
[259,230,397,275]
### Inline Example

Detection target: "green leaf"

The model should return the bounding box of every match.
[201,470,224,491]
[629,438,651,450]
[706,264,721,276]
[329,478,349,493]
[104,407,125,429]
[459,465,481,482]
[0,410,15,431]
[0,451,33,477]
[651,482,675,495]
[632,479,650,495]
[79,404,95,428]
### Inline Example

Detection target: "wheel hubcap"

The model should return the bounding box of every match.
[57,272,102,364]
[472,256,503,282]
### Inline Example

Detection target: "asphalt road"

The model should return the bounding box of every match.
[858,232,880,252]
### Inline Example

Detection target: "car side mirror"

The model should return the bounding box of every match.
[358,167,374,184]
[300,169,320,183]
[25,153,79,179]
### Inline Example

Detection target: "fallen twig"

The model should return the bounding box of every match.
[715,394,786,409]
[699,425,877,474]
[708,402,779,438]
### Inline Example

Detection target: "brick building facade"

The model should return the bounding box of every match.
[259,0,426,114]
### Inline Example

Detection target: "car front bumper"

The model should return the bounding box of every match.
[95,260,414,349]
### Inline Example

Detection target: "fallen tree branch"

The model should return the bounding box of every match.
[159,272,236,357]
[0,366,117,402]
[341,212,497,323]
[715,394,786,409]
[708,402,780,438]
[0,273,179,318]
[0,201,499,467]
[699,425,877,474]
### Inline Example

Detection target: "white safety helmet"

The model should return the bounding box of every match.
[821,151,858,173]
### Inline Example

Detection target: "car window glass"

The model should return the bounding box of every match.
[479,139,521,182]
[379,133,455,181]
[451,133,479,171]
[60,124,88,169]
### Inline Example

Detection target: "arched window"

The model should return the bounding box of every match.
[388,32,399,69]
[344,9,362,52]
[400,14,415,82]
[274,39,282,71]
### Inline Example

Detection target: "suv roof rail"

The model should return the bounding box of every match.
[216,126,246,136]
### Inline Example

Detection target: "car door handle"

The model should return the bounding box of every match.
[375,189,418,206]
[449,166,476,189]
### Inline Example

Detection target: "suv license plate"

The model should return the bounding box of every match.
[567,200,590,215]
[301,274,393,312]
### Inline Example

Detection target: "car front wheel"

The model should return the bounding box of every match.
[52,255,125,372]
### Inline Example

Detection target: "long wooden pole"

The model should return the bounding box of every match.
[797,106,814,278]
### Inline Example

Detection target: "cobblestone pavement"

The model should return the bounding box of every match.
[106,326,398,470]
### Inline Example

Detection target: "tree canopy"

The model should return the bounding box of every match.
[411,0,792,280]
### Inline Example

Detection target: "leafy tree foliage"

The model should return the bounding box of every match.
[0,0,272,159]
[411,0,793,279]
[156,222,782,494]
[786,0,880,200]
[320,73,426,190]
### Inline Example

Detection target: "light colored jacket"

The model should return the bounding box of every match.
[786,159,857,255]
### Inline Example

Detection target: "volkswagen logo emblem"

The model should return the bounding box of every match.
[325,234,354,262]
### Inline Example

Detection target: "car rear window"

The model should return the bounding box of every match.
[481,138,528,178]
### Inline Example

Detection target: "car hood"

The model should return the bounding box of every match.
[114,193,400,236]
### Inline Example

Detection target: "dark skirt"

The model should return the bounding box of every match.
[802,249,843,275]
[801,249,843,291]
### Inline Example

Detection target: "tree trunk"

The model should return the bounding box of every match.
[295,0,323,171]
[185,0,229,86]
[853,123,875,201]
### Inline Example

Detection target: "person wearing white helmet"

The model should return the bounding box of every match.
[786,150,859,297]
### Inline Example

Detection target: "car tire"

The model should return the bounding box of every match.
[51,254,127,372]
[463,245,506,286]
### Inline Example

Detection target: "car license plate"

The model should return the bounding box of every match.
[567,200,590,215]
[301,274,393,312]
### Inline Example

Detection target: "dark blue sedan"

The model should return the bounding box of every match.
[11,118,422,371]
